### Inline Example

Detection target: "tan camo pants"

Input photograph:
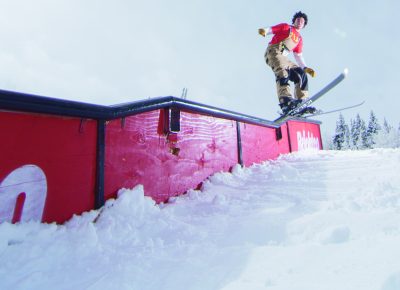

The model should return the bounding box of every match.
[265,43,308,102]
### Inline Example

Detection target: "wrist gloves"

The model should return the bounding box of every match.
[304,67,316,77]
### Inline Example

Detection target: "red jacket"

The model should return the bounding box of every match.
[269,23,303,54]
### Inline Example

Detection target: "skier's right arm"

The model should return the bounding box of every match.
[259,23,287,37]
[258,27,272,37]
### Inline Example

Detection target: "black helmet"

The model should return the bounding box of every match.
[292,11,308,26]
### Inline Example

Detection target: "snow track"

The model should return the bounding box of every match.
[1,149,400,290]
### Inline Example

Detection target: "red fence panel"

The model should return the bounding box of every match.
[287,120,323,151]
[0,111,97,223]
[105,110,238,203]
[240,122,291,167]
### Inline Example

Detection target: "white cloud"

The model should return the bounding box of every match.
[334,28,347,39]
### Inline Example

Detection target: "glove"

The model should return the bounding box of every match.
[304,67,316,77]
[258,28,266,37]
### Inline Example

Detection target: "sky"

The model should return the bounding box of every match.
[2,148,400,290]
[0,0,398,133]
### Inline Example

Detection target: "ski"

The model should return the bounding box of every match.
[274,69,348,123]
[304,101,365,118]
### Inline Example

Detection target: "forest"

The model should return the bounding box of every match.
[329,111,400,150]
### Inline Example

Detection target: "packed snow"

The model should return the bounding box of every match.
[1,149,400,290]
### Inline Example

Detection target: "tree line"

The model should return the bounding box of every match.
[330,111,400,150]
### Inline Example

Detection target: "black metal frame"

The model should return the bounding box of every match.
[236,121,243,167]
[95,119,106,209]
[0,89,286,127]
[0,88,321,126]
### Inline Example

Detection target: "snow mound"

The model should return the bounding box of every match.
[1,149,400,290]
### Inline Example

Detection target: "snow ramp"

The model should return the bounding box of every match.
[1,149,400,290]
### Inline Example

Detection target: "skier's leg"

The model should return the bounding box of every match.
[289,67,309,99]
[276,74,291,102]
[265,44,292,102]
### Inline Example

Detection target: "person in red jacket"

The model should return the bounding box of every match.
[259,11,316,114]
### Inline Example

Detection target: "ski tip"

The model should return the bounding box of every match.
[343,68,349,76]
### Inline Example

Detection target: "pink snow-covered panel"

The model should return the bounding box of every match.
[240,122,291,167]
[287,120,323,151]
[104,110,238,203]
[0,111,98,224]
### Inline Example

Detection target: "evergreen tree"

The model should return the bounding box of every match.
[360,118,369,149]
[397,122,400,148]
[367,111,381,135]
[375,118,398,148]
[351,114,363,149]
[383,118,392,134]
[332,113,348,150]
[364,110,381,148]
[344,122,351,149]
[349,119,355,149]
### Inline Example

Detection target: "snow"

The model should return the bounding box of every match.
[2,149,400,290]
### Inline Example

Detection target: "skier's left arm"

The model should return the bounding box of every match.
[293,39,316,77]
[293,52,316,77]
[293,52,307,68]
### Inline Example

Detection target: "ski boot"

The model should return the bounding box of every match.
[279,97,302,115]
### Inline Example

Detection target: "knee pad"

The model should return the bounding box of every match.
[277,76,289,86]
[289,67,308,90]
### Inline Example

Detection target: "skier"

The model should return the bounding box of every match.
[259,11,316,114]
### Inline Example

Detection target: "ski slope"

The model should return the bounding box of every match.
[1,149,400,290]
